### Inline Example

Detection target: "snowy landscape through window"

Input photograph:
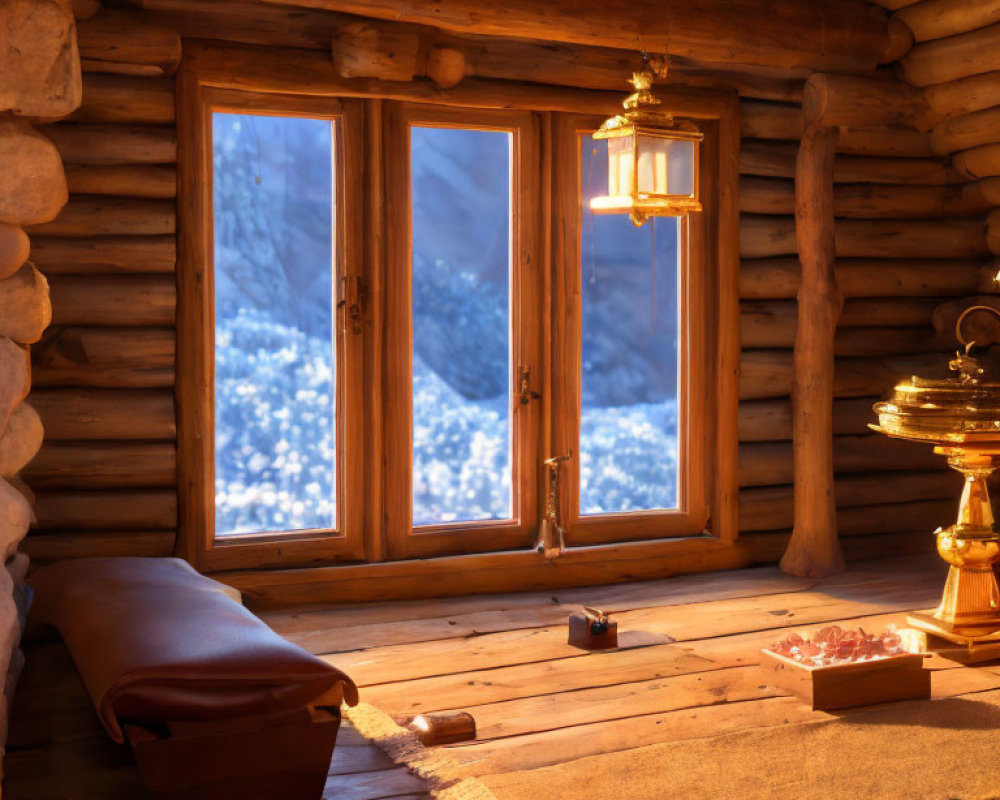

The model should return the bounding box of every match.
[210,114,682,537]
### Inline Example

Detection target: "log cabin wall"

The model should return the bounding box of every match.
[0,0,83,771]
[17,0,986,587]
[22,11,181,565]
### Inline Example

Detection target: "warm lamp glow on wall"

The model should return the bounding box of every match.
[590,60,703,227]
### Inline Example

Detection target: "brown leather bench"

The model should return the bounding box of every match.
[28,557,358,800]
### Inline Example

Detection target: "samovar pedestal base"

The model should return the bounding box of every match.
[907,611,1000,646]
[907,449,1000,659]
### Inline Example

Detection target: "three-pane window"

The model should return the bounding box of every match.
[184,85,724,570]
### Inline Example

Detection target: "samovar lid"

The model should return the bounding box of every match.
[872,349,1000,443]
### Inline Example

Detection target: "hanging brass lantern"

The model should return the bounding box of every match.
[590,60,703,227]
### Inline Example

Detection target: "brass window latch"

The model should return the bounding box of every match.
[536,452,571,559]
[337,275,364,335]
[518,365,541,405]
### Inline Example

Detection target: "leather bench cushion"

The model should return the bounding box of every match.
[29,557,358,743]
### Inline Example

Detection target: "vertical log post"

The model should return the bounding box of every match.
[780,78,844,577]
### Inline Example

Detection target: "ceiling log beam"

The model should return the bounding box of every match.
[258,0,890,74]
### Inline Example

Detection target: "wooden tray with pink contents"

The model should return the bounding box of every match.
[759,625,931,711]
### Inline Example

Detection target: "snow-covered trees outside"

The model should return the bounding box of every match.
[212,113,680,537]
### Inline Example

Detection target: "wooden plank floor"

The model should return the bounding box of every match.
[11,552,1000,799]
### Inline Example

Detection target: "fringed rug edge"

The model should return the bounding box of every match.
[344,702,500,800]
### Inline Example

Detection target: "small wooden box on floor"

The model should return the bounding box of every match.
[124,706,341,800]
[567,611,618,650]
[759,650,931,711]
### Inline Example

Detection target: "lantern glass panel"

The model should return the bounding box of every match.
[607,134,635,198]
[636,133,671,196]
[666,138,695,197]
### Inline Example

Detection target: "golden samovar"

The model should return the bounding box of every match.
[871,306,1000,648]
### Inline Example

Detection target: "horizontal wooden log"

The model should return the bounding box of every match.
[99,0,808,101]
[743,504,952,557]
[803,73,925,127]
[32,489,177,530]
[48,275,175,326]
[932,296,1000,347]
[921,72,1000,128]
[64,165,176,199]
[333,14,811,101]
[834,155,961,184]
[26,197,176,237]
[740,141,959,184]
[834,125,934,158]
[23,442,176,489]
[742,311,943,357]
[838,298,941,327]
[77,10,182,76]
[738,396,877,441]
[931,106,1000,155]
[740,101,935,157]
[953,143,1000,179]
[740,215,797,258]
[31,326,175,388]
[739,471,959,531]
[989,208,1000,256]
[0,263,51,345]
[0,118,68,226]
[739,177,992,218]
[22,530,176,561]
[0,225,29,281]
[881,17,914,64]
[827,179,994,216]
[835,499,953,537]
[868,0,920,10]
[272,0,891,75]
[739,215,988,259]
[748,530,939,565]
[739,350,947,401]
[743,299,939,334]
[0,339,30,435]
[899,23,1000,87]
[739,258,983,300]
[71,74,175,125]
[896,0,1000,44]
[0,404,43,479]
[0,0,82,118]
[29,235,176,274]
[739,141,796,179]
[741,101,803,141]
[40,124,176,165]
[72,0,100,19]
[739,435,945,487]
[29,389,175,440]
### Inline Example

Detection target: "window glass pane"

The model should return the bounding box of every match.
[410,126,513,526]
[213,112,336,537]
[579,135,681,514]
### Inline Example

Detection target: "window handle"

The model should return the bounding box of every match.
[337,275,363,335]
[518,365,541,405]
[536,452,571,559]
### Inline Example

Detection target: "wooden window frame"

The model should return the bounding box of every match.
[177,75,367,571]
[381,103,543,560]
[177,42,740,575]
[551,113,719,545]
